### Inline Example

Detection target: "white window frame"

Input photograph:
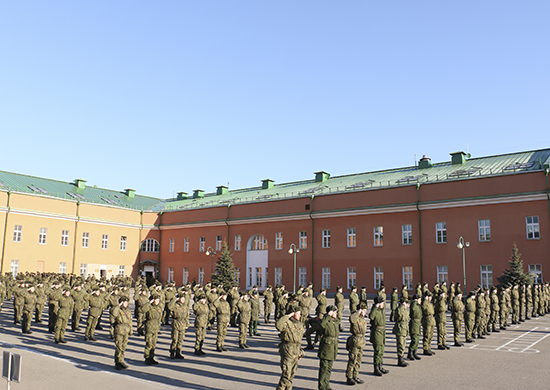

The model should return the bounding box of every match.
[374,266,384,290]
[101,234,109,250]
[80,263,87,277]
[169,238,175,253]
[347,267,356,290]
[402,224,412,245]
[480,265,493,288]
[142,238,160,252]
[322,229,331,248]
[275,232,283,250]
[120,236,127,251]
[403,266,413,290]
[234,235,241,251]
[526,216,540,239]
[255,267,263,287]
[59,262,67,274]
[251,235,268,250]
[322,267,331,289]
[199,267,205,285]
[216,235,223,251]
[529,264,542,284]
[437,265,448,283]
[13,225,22,242]
[199,237,206,252]
[299,231,307,249]
[275,267,283,286]
[39,228,47,245]
[168,267,174,283]
[61,230,69,247]
[436,222,447,243]
[347,228,356,248]
[299,267,307,287]
[478,219,491,242]
[118,265,125,276]
[374,226,383,247]
[184,237,190,252]
[183,267,189,284]
[10,260,19,277]
[82,232,89,248]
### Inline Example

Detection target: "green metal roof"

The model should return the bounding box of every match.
[1,148,549,213]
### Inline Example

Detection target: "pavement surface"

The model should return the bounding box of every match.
[1,300,549,390]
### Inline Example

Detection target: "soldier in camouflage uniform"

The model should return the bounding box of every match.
[316,289,327,319]
[214,293,230,352]
[163,283,176,325]
[34,282,46,322]
[276,302,304,390]
[71,284,86,331]
[142,293,163,364]
[349,285,359,315]
[168,292,188,359]
[54,286,73,343]
[237,293,251,348]
[85,287,103,341]
[334,286,344,332]
[229,286,240,327]
[249,291,261,336]
[370,296,388,376]
[318,305,340,390]
[421,292,436,355]
[22,284,37,334]
[113,296,133,370]
[464,292,476,342]
[193,293,209,355]
[389,287,399,322]
[346,302,368,385]
[451,292,464,346]
[435,291,449,349]
[392,298,410,367]
[407,294,422,360]
[263,285,274,324]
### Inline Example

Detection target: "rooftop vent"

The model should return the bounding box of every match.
[262,179,274,190]
[193,189,205,199]
[216,186,228,195]
[450,151,468,165]
[74,179,86,189]
[418,155,433,169]
[125,188,136,198]
[314,171,330,183]
[177,192,188,200]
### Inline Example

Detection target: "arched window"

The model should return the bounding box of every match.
[250,234,268,250]
[141,238,160,252]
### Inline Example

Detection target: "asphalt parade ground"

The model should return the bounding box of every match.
[1,300,549,390]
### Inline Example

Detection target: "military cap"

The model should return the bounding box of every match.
[327,304,338,312]
[359,302,368,310]
[196,292,206,300]
[412,294,421,300]
[119,296,129,302]
[374,296,384,304]
[320,288,326,293]
[286,303,301,314]
[151,293,160,300]
[177,292,185,298]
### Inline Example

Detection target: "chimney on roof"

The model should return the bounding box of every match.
[314,171,330,183]
[216,186,228,195]
[193,189,205,199]
[450,151,467,165]
[177,192,188,200]
[125,188,136,198]
[418,155,433,169]
[262,179,274,190]
[74,179,86,190]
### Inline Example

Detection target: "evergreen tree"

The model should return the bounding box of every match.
[497,243,534,286]
[212,242,238,289]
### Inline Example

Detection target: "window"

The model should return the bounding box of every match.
[141,238,160,252]
[102,234,109,250]
[322,267,331,289]
[82,232,89,248]
[402,224,412,245]
[529,264,542,284]
[169,238,175,253]
[256,267,263,286]
[526,216,540,239]
[168,267,174,282]
[374,267,384,290]
[216,235,223,251]
[184,237,190,252]
[120,236,127,251]
[248,267,252,287]
[234,235,241,251]
[119,265,125,276]
[347,267,356,290]
[322,229,331,248]
[61,230,69,246]
[436,222,447,243]
[13,225,22,242]
[235,268,241,285]
[347,228,356,248]
[299,267,307,287]
[437,265,448,283]
[39,228,47,245]
[275,267,283,286]
[480,265,493,288]
[374,226,383,246]
[251,235,268,250]
[299,231,307,249]
[403,266,413,289]
[182,268,189,284]
[10,260,19,276]
[199,237,206,252]
[198,268,205,285]
[59,262,67,274]
[478,219,491,241]
[275,232,283,250]
[80,263,87,277]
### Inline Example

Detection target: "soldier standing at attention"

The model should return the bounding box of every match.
[318,305,339,390]
[349,285,359,315]
[392,297,410,367]
[135,288,149,336]
[13,281,25,325]
[400,284,409,304]
[263,285,274,324]
[407,294,422,360]
[48,282,61,333]
[474,290,487,339]
[435,291,449,349]
[22,284,37,334]
[229,286,240,327]
[250,291,261,336]
[519,284,526,322]
[316,288,328,319]
[168,292,188,359]
[85,287,102,341]
[346,302,368,385]
[511,284,520,324]
[451,292,464,346]
[237,293,252,348]
[214,293,231,352]
[55,286,73,344]
[193,293,209,355]
[421,292,436,355]
[34,282,46,323]
[108,287,121,339]
[142,293,163,364]
[464,292,476,343]
[359,286,368,307]
[389,287,399,322]
[71,284,85,331]
[275,303,304,390]
[163,283,176,325]
[370,296,388,376]
[113,296,133,370]
[335,286,345,332]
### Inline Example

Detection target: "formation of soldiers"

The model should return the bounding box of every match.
[1,272,549,389]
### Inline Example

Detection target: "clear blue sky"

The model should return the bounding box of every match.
[1,1,549,199]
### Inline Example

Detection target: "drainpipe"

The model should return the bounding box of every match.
[309,195,315,286]
[416,184,423,283]
[545,169,550,227]
[0,191,12,274]
[225,204,231,245]
[139,210,144,279]
[71,201,80,275]
[158,212,163,282]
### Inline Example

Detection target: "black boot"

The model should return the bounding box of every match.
[354,377,364,384]
[407,349,414,361]
[175,350,184,359]
[412,350,421,360]
[374,364,383,377]
[346,377,356,385]
[115,362,123,370]
[398,356,408,367]
[379,364,389,374]
[305,342,315,350]
[170,350,176,359]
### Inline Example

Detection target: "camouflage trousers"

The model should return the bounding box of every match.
[216,321,228,347]
[115,331,129,363]
[436,320,447,346]
[346,339,364,378]
[239,321,249,345]
[55,316,69,341]
[277,343,300,390]
[452,319,462,344]
[395,335,406,358]
[422,324,434,351]
[86,315,99,338]
[464,314,475,341]
[194,325,206,350]
[409,333,420,351]
[22,309,33,333]
[71,308,83,331]
[171,326,186,352]
[144,327,160,359]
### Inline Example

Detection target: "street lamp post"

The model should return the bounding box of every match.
[206,246,216,278]
[288,243,300,293]
[456,237,470,291]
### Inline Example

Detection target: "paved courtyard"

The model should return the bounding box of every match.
[1,300,549,390]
